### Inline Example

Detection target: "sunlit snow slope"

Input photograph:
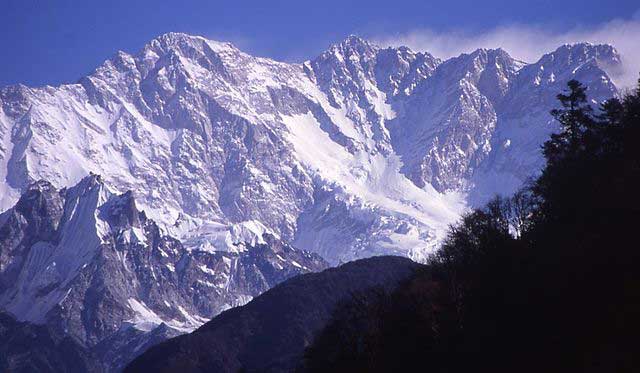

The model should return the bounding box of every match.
[0,33,620,263]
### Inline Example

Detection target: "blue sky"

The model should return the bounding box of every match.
[1,0,639,87]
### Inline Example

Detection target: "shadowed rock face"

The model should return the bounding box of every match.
[0,176,327,372]
[0,33,624,372]
[0,312,103,373]
[0,180,64,292]
[126,256,422,373]
[0,33,621,265]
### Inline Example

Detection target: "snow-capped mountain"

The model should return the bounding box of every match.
[0,175,326,371]
[0,33,620,265]
[0,32,624,372]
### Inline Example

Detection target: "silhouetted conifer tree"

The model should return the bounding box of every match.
[300,77,640,373]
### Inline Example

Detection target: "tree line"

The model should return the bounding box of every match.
[299,77,640,373]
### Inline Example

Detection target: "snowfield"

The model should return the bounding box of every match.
[0,33,620,264]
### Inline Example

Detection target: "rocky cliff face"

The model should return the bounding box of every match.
[0,312,102,373]
[0,32,624,371]
[126,256,422,373]
[0,175,326,371]
[468,43,620,204]
[0,33,620,264]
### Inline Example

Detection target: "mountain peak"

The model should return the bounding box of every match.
[61,173,113,218]
[548,42,621,65]
[440,46,521,80]
[23,179,56,195]
[326,34,378,56]
[142,32,237,59]
[465,47,515,61]
[342,34,374,48]
[98,190,144,230]
[152,31,207,46]
[15,180,60,217]
[76,172,105,189]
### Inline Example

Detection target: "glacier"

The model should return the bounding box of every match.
[0,33,624,371]
[0,33,620,265]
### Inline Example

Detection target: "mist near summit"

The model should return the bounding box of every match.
[373,9,640,88]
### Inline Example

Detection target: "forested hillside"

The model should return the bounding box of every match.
[300,78,640,373]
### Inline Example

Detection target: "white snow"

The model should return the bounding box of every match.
[127,298,165,332]
[127,298,208,333]
[198,264,217,276]
[0,33,620,266]
[283,112,462,235]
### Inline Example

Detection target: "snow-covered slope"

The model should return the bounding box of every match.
[468,43,620,204]
[0,33,621,264]
[0,175,326,371]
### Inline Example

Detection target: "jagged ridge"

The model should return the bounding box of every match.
[0,33,621,264]
[0,175,327,371]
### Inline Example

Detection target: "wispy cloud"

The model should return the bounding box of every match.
[372,11,640,88]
